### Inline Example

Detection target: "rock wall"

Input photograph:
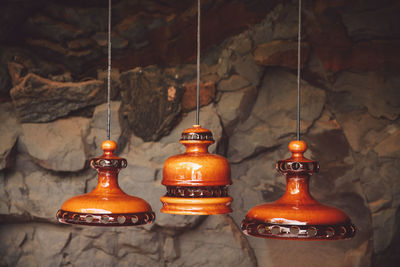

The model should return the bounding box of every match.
[1,0,400,266]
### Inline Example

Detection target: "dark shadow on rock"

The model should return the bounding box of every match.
[119,65,184,141]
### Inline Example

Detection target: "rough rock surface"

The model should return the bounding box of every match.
[217,74,251,92]
[217,86,257,134]
[120,66,184,142]
[170,215,256,267]
[0,1,399,267]
[228,69,326,162]
[253,40,310,69]
[332,72,400,120]
[5,169,88,220]
[10,73,104,123]
[19,117,90,172]
[0,103,20,170]
[181,81,216,112]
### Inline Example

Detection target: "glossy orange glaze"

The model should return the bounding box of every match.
[161,125,232,215]
[245,175,350,225]
[160,196,233,215]
[244,140,352,228]
[162,125,231,187]
[60,140,153,214]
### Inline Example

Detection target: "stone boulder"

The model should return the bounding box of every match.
[228,69,326,162]
[0,103,20,170]
[25,14,84,43]
[181,81,216,112]
[334,111,383,154]
[19,117,90,172]
[4,47,66,86]
[231,53,262,87]
[0,224,35,266]
[217,86,258,135]
[332,72,400,121]
[10,73,105,123]
[170,215,256,267]
[119,66,184,142]
[271,4,300,40]
[374,129,400,158]
[342,3,400,41]
[217,74,251,92]
[253,40,310,69]
[4,169,88,220]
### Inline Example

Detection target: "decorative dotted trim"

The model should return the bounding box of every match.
[57,210,155,226]
[180,132,214,141]
[165,186,229,198]
[241,219,356,240]
[90,158,127,169]
[276,161,319,174]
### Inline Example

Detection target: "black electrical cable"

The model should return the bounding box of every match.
[296,0,302,141]
[196,0,201,125]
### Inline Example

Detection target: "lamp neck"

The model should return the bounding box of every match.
[278,174,316,204]
[183,142,211,153]
[94,169,122,192]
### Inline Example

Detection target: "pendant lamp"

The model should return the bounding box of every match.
[161,125,232,215]
[160,0,233,215]
[57,0,155,226]
[241,140,356,240]
[241,0,356,240]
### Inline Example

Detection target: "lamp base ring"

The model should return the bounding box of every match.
[57,210,155,226]
[241,219,356,240]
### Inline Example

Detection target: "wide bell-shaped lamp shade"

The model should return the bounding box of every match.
[160,125,232,215]
[57,140,155,226]
[241,140,356,240]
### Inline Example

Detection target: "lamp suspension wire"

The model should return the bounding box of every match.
[296,0,301,141]
[196,0,201,125]
[107,0,112,140]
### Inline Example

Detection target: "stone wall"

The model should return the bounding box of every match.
[0,0,399,266]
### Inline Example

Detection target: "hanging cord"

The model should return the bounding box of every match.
[196,0,201,125]
[107,0,112,140]
[296,0,302,141]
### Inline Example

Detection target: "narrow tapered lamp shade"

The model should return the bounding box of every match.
[241,140,356,240]
[57,140,155,226]
[160,125,233,215]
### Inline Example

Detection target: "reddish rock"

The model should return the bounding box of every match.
[181,81,216,112]
[346,40,400,72]
[111,1,277,70]
[315,40,400,73]
[304,2,352,72]
[8,62,25,86]
[91,32,128,49]
[67,38,96,50]
[305,2,400,72]
[26,38,67,55]
[253,40,310,69]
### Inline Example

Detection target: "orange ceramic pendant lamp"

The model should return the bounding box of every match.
[241,0,355,240]
[241,140,356,240]
[160,0,232,215]
[57,0,154,226]
[57,140,155,226]
[161,125,232,215]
